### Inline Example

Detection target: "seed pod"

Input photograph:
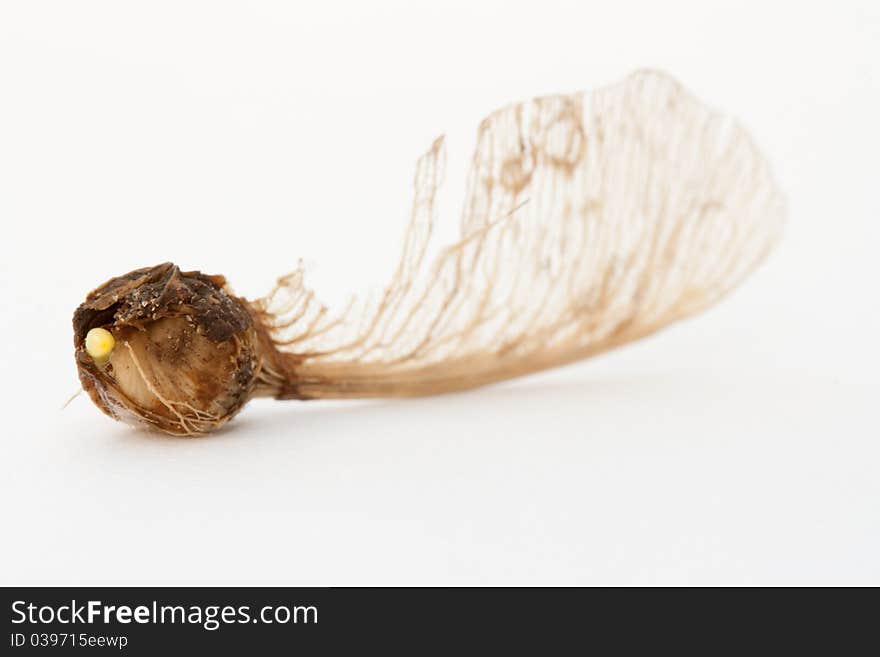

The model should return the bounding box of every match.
[73,264,262,435]
[73,70,786,436]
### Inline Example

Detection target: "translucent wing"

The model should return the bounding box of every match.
[252,70,786,399]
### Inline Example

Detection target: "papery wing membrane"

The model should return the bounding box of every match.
[253,70,785,398]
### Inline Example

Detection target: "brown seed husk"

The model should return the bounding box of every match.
[73,264,260,435]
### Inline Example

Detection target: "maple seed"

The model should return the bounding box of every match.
[71,70,787,437]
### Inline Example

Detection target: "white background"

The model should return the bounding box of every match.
[0,1,877,585]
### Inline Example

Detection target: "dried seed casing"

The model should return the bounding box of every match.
[72,263,262,435]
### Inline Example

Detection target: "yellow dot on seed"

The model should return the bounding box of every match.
[85,327,115,361]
